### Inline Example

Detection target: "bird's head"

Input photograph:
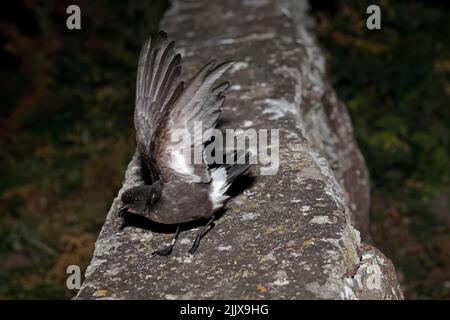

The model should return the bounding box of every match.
[118,182,161,217]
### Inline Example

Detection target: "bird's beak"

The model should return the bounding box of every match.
[118,206,128,217]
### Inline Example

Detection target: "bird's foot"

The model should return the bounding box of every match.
[152,226,180,257]
[188,215,216,254]
[188,235,201,254]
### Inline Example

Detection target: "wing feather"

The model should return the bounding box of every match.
[152,61,233,183]
[134,31,183,180]
[134,31,232,184]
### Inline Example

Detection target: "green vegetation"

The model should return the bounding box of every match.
[311,0,450,299]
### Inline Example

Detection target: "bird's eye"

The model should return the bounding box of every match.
[134,198,139,202]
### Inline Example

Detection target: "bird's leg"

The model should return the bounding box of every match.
[188,214,216,254]
[152,225,180,257]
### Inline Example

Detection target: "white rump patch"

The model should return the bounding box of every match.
[209,167,230,210]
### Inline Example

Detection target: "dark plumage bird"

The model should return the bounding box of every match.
[118,31,250,256]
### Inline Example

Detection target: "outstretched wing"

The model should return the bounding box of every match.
[151,60,233,184]
[135,31,232,184]
[134,31,183,179]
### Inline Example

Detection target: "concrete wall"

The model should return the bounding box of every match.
[76,0,403,300]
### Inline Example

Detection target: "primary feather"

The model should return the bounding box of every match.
[135,32,233,186]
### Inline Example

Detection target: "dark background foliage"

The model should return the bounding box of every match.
[0,0,168,299]
[311,0,450,299]
[0,0,448,299]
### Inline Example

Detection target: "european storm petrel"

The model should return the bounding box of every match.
[118,31,250,256]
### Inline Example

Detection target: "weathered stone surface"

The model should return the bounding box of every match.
[76,0,403,299]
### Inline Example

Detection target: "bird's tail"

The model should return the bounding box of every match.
[209,151,251,210]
